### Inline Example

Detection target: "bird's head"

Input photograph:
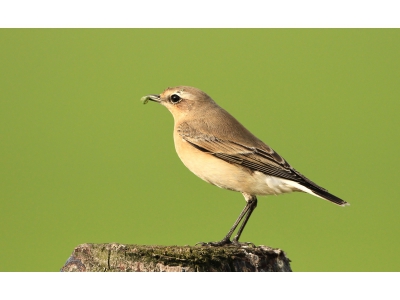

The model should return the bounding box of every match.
[141,86,217,121]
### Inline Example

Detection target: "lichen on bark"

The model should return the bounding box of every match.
[61,243,292,272]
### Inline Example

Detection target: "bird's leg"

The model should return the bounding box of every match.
[196,200,252,247]
[217,199,254,245]
[196,194,257,247]
[232,196,257,245]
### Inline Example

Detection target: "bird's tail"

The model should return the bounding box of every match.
[308,187,349,206]
[282,179,349,206]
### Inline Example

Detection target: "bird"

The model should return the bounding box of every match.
[141,86,348,246]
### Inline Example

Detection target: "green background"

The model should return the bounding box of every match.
[1,29,399,271]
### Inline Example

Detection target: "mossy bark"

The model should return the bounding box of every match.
[61,243,292,272]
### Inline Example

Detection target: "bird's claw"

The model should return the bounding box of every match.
[195,238,232,247]
[231,240,256,248]
[195,239,256,248]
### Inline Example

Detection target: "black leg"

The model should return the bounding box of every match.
[232,196,257,243]
[219,199,254,243]
[196,194,258,247]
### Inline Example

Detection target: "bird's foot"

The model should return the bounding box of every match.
[195,238,232,247]
[231,240,256,248]
[195,238,256,248]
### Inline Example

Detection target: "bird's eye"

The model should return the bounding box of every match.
[170,94,181,104]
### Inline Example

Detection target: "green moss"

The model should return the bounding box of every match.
[63,243,291,272]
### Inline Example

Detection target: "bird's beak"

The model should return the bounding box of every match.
[141,94,161,104]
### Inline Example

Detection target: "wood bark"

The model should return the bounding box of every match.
[61,243,292,272]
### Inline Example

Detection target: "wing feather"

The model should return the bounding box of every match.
[178,122,328,192]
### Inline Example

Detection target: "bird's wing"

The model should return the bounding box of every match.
[177,121,327,192]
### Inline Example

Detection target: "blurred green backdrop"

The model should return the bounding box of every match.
[0,29,399,271]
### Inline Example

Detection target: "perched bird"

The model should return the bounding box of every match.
[141,86,348,246]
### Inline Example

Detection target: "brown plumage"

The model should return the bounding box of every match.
[142,86,348,246]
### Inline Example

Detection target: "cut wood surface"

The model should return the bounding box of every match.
[61,243,292,272]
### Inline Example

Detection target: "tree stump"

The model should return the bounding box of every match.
[61,243,292,272]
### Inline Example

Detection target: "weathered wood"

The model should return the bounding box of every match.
[61,243,292,272]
